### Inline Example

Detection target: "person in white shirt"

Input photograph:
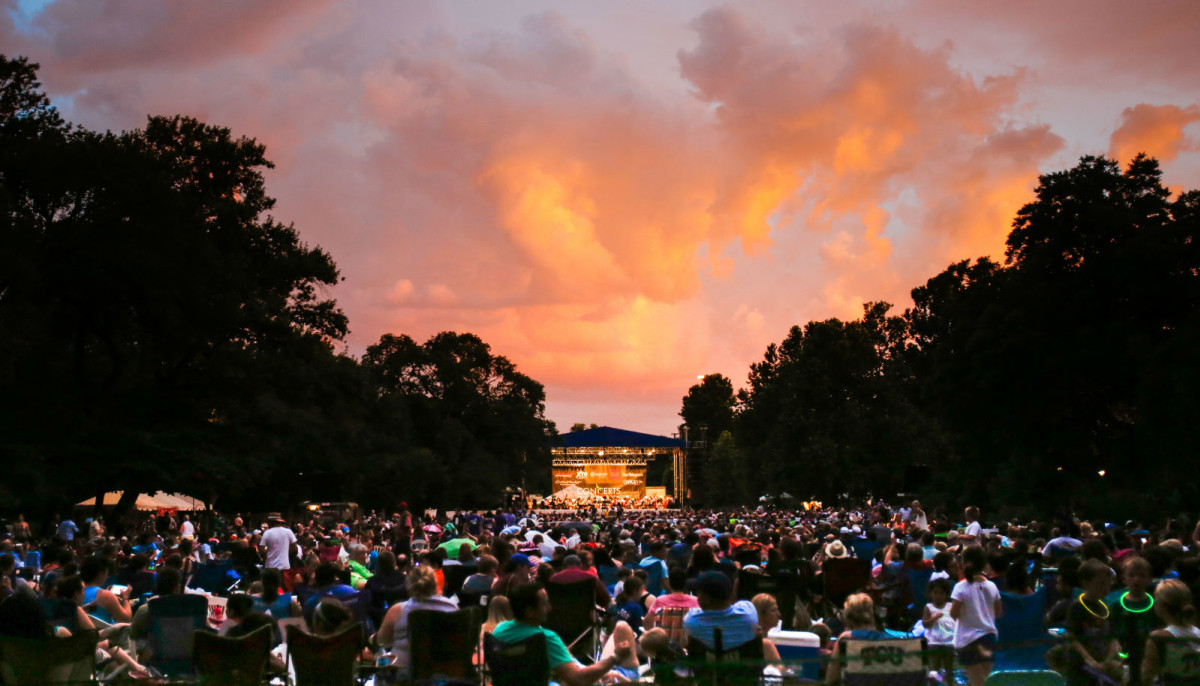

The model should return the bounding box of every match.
[962,506,983,546]
[179,515,195,540]
[260,514,297,570]
[951,547,1003,686]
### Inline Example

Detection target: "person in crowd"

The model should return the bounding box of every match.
[482,595,513,637]
[346,543,373,589]
[607,576,648,636]
[492,553,533,598]
[961,507,983,547]
[550,554,611,606]
[951,546,1003,686]
[750,593,783,661]
[260,515,296,573]
[311,598,356,635]
[461,554,499,598]
[826,593,892,684]
[682,571,761,653]
[374,565,459,678]
[491,582,633,686]
[253,568,300,620]
[80,555,132,623]
[923,578,957,681]
[1058,559,1122,685]
[1141,579,1200,684]
[1110,556,1160,685]
[303,562,357,618]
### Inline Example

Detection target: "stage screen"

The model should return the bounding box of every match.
[552,462,646,497]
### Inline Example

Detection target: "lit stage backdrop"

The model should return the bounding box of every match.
[551,458,647,497]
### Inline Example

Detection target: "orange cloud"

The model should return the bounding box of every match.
[1109,104,1200,165]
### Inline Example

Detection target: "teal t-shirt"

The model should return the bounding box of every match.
[491,620,573,669]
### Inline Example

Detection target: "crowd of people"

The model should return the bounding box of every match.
[533,494,677,511]
[3,500,1200,684]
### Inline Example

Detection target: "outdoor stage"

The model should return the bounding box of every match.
[549,425,687,502]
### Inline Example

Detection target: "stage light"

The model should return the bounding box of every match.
[1098,470,1106,477]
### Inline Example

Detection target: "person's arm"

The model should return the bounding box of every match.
[1143,632,1166,684]
[99,588,134,623]
[922,604,941,629]
[375,603,403,646]
[949,598,963,621]
[75,606,95,631]
[552,646,631,686]
[825,632,851,684]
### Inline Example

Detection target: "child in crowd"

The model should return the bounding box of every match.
[923,578,957,681]
[1109,556,1160,685]
[1141,579,1200,684]
[951,546,1002,686]
[1060,559,1122,685]
[613,566,633,598]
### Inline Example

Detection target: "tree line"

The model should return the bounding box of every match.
[0,56,555,520]
[682,154,1200,521]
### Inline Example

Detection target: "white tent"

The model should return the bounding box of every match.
[550,484,593,500]
[76,491,208,511]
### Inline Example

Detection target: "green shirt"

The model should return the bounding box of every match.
[491,620,574,669]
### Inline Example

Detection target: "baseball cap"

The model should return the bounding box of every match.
[509,553,532,568]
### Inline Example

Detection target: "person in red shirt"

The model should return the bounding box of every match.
[549,554,611,607]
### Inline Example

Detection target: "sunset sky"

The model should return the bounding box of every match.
[6,0,1200,436]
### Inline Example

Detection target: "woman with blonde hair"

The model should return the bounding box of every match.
[826,593,890,684]
[751,593,783,661]
[1142,579,1200,684]
[374,565,459,678]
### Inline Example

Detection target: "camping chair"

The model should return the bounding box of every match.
[850,540,879,563]
[837,636,926,686]
[994,587,1050,671]
[545,579,602,663]
[193,624,272,686]
[640,560,668,595]
[442,565,473,598]
[1153,635,1200,686]
[736,568,776,602]
[985,671,1066,686]
[22,550,41,573]
[484,631,549,686]
[0,629,97,685]
[651,606,690,647]
[39,598,78,635]
[685,626,765,686]
[187,560,238,595]
[409,608,480,682]
[822,559,873,606]
[286,623,362,686]
[338,589,372,634]
[900,568,933,626]
[146,593,211,677]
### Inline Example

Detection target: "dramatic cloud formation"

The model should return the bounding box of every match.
[6,0,1199,433]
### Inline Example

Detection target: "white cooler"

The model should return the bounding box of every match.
[767,629,822,681]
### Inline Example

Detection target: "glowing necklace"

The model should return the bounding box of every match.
[1119,591,1154,614]
[1079,596,1110,619]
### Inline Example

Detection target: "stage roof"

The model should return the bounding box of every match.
[555,426,685,449]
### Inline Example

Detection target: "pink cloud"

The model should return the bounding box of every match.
[1109,104,1200,165]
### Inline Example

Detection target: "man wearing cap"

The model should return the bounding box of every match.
[261,513,296,570]
[683,571,760,651]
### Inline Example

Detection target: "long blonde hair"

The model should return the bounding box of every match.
[1156,579,1197,625]
[483,595,513,635]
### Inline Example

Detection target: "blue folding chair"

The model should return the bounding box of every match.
[146,594,210,677]
[187,560,238,595]
[22,550,41,572]
[995,587,1050,671]
[850,539,879,562]
[903,567,934,625]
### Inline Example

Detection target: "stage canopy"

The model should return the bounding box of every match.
[76,491,208,511]
[556,426,684,449]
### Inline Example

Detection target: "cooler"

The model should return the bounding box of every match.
[768,629,821,681]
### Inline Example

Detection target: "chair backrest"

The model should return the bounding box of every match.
[147,593,210,676]
[544,579,598,646]
[23,551,41,572]
[597,565,620,588]
[39,598,78,634]
[187,560,236,595]
[902,568,934,623]
[994,587,1049,671]
[409,608,479,680]
[442,565,473,598]
[984,670,1067,686]
[1158,635,1200,685]
[685,627,763,686]
[839,637,926,686]
[640,560,666,595]
[193,624,272,686]
[850,539,880,562]
[286,623,362,686]
[0,630,97,685]
[654,606,690,647]
[338,590,371,632]
[484,631,549,686]
[822,559,873,605]
[736,568,777,601]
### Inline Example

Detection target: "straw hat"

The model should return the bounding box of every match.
[824,540,849,559]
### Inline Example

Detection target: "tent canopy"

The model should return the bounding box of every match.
[550,484,593,500]
[76,491,207,511]
[556,426,684,449]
